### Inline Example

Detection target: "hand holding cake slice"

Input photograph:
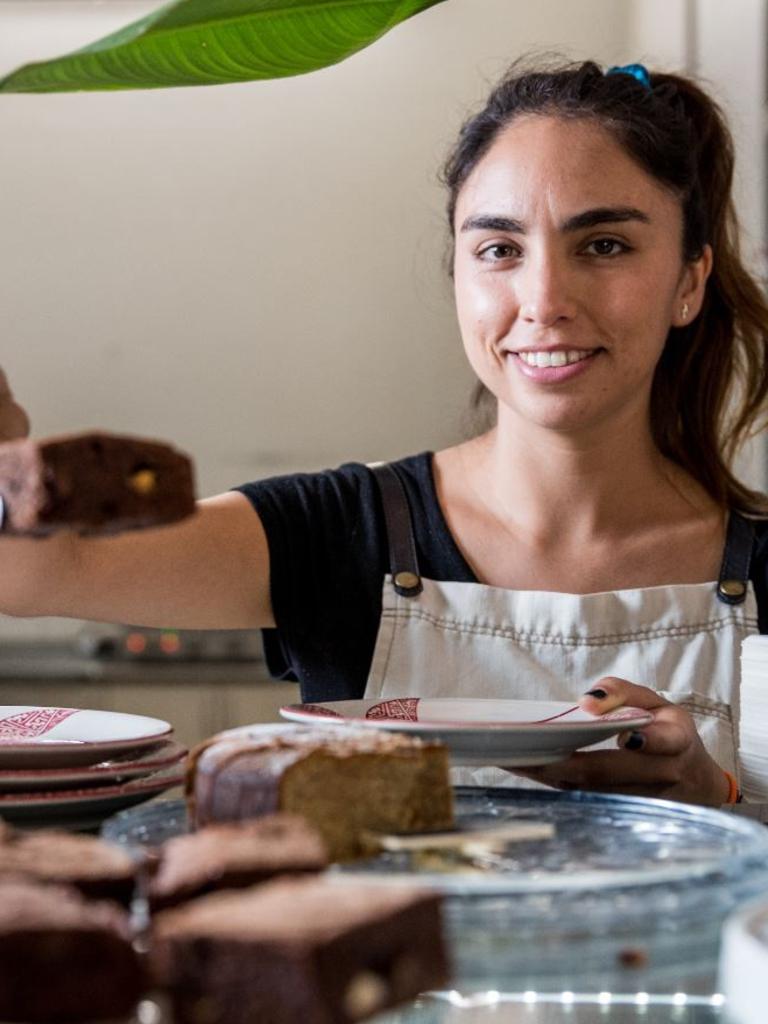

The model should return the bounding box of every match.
[0,431,195,535]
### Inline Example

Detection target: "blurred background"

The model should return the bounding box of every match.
[0,0,765,742]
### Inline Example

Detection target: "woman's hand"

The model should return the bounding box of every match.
[515,676,731,807]
[0,369,29,441]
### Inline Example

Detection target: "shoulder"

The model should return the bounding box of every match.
[233,452,433,540]
[235,460,376,533]
[750,516,768,572]
[236,460,374,508]
[380,452,435,510]
[746,513,768,553]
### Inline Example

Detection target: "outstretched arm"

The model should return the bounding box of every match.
[0,370,274,630]
[1,491,275,631]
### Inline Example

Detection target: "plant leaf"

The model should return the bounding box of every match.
[0,0,446,94]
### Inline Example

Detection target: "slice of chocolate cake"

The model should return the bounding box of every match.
[149,814,329,911]
[0,879,146,1022]
[187,725,454,861]
[152,876,450,1024]
[0,431,195,535]
[0,827,139,907]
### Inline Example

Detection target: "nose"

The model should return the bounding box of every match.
[517,248,576,326]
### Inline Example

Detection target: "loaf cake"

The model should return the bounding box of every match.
[187,725,454,860]
[0,878,146,1022]
[0,431,195,535]
[149,813,329,911]
[0,827,139,907]
[152,876,450,1024]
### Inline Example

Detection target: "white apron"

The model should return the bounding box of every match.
[363,464,759,788]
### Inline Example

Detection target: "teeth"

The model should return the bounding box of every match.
[517,349,593,368]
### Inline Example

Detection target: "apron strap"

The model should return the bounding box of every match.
[716,510,755,605]
[369,463,423,598]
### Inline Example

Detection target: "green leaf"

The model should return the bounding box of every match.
[0,0,446,94]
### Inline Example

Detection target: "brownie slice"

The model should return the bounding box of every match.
[149,814,329,911]
[187,725,454,861]
[0,431,195,535]
[152,876,450,1024]
[0,827,139,907]
[0,879,146,1022]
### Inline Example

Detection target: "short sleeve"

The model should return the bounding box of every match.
[233,463,388,701]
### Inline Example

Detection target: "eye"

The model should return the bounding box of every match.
[582,237,630,257]
[476,242,519,262]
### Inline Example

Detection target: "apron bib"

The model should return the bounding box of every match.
[364,463,759,787]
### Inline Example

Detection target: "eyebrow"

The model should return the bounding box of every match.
[459,206,652,234]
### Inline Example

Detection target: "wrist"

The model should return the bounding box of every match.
[721,769,740,805]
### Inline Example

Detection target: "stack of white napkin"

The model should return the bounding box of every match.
[721,898,768,1024]
[739,636,768,802]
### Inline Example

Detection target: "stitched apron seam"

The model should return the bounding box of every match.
[381,607,758,646]
[677,703,731,723]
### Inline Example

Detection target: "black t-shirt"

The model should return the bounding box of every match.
[235,452,768,702]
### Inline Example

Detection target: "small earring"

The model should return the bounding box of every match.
[681,302,689,321]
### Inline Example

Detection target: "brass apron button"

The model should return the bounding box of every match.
[394,571,420,590]
[719,579,746,598]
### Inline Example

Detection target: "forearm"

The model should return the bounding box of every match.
[0,532,82,618]
[0,495,273,630]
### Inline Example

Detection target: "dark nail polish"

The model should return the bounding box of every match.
[624,731,645,751]
[585,688,608,699]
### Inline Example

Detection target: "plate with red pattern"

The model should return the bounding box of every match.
[280,698,653,766]
[0,737,187,791]
[0,764,184,828]
[0,706,173,768]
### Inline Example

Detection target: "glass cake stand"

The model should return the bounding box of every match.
[105,788,768,1023]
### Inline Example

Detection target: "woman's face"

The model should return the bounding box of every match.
[453,115,711,439]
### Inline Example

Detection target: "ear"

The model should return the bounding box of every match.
[672,244,713,327]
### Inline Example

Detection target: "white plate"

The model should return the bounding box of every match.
[0,765,184,828]
[0,738,187,792]
[280,698,653,766]
[0,706,173,768]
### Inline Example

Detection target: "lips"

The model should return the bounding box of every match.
[506,347,603,382]
[515,348,595,369]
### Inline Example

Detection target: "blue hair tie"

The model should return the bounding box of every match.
[606,63,651,90]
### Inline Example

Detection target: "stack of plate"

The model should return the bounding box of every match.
[0,705,186,830]
[739,636,768,801]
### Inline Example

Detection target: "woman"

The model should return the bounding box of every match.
[2,60,767,807]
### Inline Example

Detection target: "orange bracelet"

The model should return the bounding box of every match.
[723,770,740,804]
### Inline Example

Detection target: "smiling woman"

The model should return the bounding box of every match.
[2,58,768,809]
[442,59,765,515]
[452,114,711,442]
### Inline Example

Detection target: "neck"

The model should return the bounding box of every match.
[469,404,712,546]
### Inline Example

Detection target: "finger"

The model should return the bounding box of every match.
[0,372,30,441]
[516,749,681,790]
[0,403,30,441]
[580,676,673,715]
[617,717,691,757]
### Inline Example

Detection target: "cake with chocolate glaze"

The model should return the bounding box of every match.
[0,431,195,535]
[152,876,450,1024]
[149,813,329,911]
[0,827,139,907]
[0,879,146,1022]
[186,725,454,860]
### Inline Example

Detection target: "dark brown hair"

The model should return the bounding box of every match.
[441,58,768,513]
